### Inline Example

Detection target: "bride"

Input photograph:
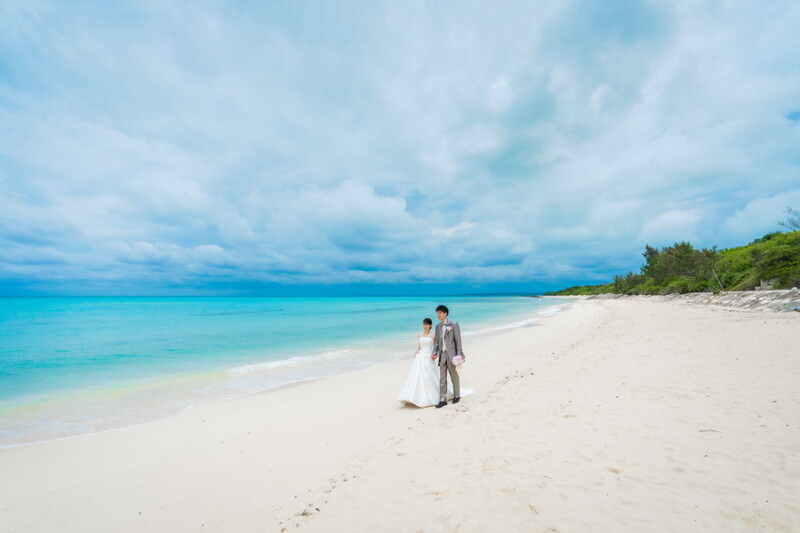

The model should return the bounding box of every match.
[398,317,455,407]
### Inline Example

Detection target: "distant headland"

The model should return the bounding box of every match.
[547,230,800,296]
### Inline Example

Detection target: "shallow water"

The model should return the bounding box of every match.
[0,295,569,446]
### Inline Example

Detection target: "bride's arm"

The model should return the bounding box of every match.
[415,333,420,355]
[431,326,440,357]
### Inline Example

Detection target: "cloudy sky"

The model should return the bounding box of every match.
[1,1,799,295]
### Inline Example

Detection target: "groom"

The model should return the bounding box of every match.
[431,305,464,408]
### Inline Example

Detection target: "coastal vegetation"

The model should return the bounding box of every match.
[547,229,800,296]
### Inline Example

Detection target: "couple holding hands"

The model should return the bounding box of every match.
[398,305,471,408]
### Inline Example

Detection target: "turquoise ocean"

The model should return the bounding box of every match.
[0,296,569,446]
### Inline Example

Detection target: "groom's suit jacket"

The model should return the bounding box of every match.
[432,320,464,367]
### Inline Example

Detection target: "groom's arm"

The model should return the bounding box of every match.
[453,322,464,358]
[431,325,441,358]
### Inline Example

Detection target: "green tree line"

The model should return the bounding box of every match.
[548,230,800,296]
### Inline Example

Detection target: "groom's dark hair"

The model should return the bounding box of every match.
[435,305,449,315]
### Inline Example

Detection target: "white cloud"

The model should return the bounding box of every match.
[1,0,799,292]
[638,209,703,245]
[488,78,513,114]
[433,221,477,238]
[722,190,800,238]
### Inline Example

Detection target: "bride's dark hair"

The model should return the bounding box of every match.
[422,318,433,326]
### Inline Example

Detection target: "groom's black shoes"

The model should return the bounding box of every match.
[435,401,447,408]
[452,397,461,404]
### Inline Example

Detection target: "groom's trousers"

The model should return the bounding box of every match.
[439,357,461,402]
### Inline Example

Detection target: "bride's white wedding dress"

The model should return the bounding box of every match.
[398,335,471,407]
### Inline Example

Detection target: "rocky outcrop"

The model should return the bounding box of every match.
[586,290,800,312]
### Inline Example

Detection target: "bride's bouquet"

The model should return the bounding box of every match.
[452,354,465,368]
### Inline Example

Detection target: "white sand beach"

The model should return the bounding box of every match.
[1,297,798,532]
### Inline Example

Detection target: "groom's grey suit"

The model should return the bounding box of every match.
[431,319,464,402]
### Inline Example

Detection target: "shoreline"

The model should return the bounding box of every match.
[0,298,572,448]
[2,297,797,532]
